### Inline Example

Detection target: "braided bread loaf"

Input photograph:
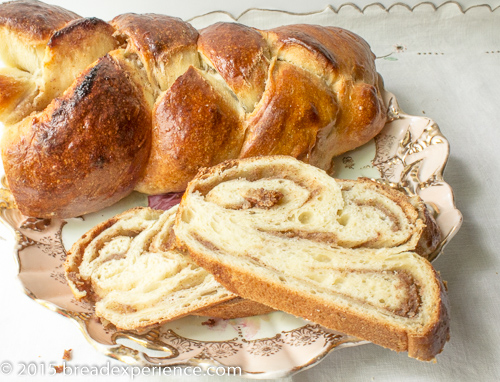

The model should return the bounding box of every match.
[0,0,386,218]
[65,206,272,330]
[174,156,449,361]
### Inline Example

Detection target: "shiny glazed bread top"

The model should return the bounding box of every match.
[0,0,386,218]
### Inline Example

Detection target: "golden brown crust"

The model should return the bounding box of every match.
[407,278,450,360]
[1,3,387,218]
[0,7,118,125]
[194,297,275,319]
[198,22,270,111]
[183,245,449,361]
[1,54,152,218]
[0,0,79,42]
[267,24,378,82]
[136,66,245,194]
[111,13,198,63]
[241,60,338,162]
[0,69,34,117]
[264,24,386,164]
[323,80,386,159]
[110,13,199,92]
[47,17,115,49]
[35,17,118,115]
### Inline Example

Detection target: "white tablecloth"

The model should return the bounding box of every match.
[0,1,499,381]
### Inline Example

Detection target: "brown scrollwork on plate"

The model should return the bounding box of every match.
[287,324,325,346]
[20,217,52,232]
[162,330,205,353]
[204,342,244,358]
[373,94,449,197]
[246,335,284,357]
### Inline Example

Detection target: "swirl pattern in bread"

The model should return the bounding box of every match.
[174,156,449,361]
[64,206,272,330]
[0,0,386,218]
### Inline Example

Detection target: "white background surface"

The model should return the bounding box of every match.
[1,0,500,381]
[2,0,497,21]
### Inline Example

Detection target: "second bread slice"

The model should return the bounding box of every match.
[65,206,272,330]
[174,155,449,361]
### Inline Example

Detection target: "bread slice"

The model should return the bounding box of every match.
[64,206,272,330]
[174,156,449,361]
[194,297,274,319]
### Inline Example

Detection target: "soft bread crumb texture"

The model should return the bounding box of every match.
[65,207,238,330]
[175,156,449,361]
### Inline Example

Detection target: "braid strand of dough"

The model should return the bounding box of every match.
[0,0,386,218]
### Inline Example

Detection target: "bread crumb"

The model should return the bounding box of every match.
[53,365,64,374]
[201,318,217,328]
[63,349,72,361]
[242,188,283,209]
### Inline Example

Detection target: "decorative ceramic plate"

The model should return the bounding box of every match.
[0,6,463,378]
[0,85,462,378]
